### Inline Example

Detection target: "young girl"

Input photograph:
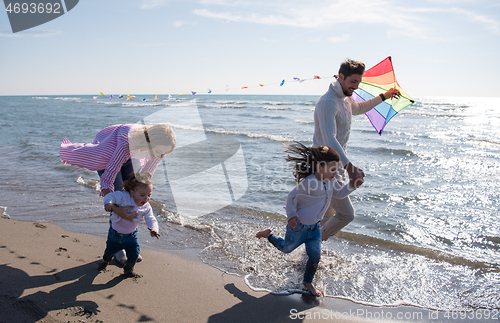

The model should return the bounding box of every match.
[98,172,160,277]
[255,142,363,296]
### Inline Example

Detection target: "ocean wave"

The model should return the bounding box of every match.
[54,97,82,101]
[255,100,295,105]
[479,235,500,250]
[335,231,498,271]
[161,121,294,142]
[213,100,249,105]
[201,103,246,109]
[369,147,417,157]
[76,176,100,192]
[161,98,186,103]
[92,101,124,106]
[121,102,167,107]
[295,120,314,124]
[466,137,500,146]
[158,209,212,233]
[205,127,291,142]
[261,106,292,111]
[402,111,469,118]
[427,103,471,110]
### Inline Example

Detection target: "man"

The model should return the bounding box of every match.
[313,59,399,240]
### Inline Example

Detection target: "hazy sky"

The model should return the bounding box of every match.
[1,0,499,97]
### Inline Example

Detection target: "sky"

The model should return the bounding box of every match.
[1,0,499,97]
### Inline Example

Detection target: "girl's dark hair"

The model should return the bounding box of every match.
[285,142,340,183]
[123,172,153,192]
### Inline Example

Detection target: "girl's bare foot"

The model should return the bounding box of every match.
[303,281,322,297]
[255,229,272,239]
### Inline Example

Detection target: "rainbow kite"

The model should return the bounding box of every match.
[352,56,414,135]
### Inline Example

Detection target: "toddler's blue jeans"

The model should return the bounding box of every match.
[102,226,140,264]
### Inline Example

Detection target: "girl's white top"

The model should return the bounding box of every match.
[103,190,159,234]
[286,174,356,225]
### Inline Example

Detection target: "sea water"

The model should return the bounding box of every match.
[0,94,499,312]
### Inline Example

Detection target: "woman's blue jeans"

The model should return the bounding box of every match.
[97,158,133,192]
[268,222,321,283]
[102,226,140,264]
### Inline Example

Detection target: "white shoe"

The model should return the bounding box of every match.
[113,249,142,264]
[114,249,127,266]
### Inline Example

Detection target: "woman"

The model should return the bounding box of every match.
[60,123,176,216]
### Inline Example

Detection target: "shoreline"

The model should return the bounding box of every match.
[1,213,472,323]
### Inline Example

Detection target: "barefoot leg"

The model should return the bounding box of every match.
[303,281,322,297]
[255,228,272,239]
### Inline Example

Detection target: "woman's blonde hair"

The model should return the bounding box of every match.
[128,124,176,156]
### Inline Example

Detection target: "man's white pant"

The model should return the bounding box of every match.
[320,195,355,241]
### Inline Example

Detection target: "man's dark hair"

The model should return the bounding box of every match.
[338,59,365,78]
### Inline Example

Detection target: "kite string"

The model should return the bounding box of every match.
[99,75,335,97]
[191,75,334,96]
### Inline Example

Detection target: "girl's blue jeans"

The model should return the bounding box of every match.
[268,222,321,283]
[102,226,140,264]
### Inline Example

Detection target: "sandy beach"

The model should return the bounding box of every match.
[0,212,445,323]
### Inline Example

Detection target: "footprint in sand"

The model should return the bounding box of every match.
[61,235,80,243]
